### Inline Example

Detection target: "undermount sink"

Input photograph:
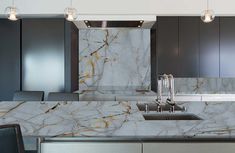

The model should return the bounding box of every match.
[143,113,202,120]
[137,103,203,120]
[136,103,185,112]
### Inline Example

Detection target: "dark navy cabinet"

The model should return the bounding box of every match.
[0,19,21,100]
[157,17,179,76]
[199,18,220,77]
[156,17,222,78]
[22,19,65,97]
[220,17,235,77]
[178,17,199,77]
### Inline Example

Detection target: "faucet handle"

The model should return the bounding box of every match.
[155,98,161,103]
[155,99,164,106]
[157,104,162,112]
[166,99,175,113]
[166,98,175,106]
[181,106,187,112]
[144,103,149,113]
[155,99,163,112]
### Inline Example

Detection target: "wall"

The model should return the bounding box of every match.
[0,0,235,16]
[79,29,151,91]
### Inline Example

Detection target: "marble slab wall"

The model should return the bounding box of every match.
[174,78,235,94]
[79,29,150,91]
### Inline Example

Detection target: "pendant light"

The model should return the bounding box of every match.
[64,0,78,21]
[201,0,215,23]
[5,0,19,21]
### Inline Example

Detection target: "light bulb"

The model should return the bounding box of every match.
[201,10,215,23]
[5,7,19,21]
[66,14,74,21]
[9,12,17,21]
[64,7,78,21]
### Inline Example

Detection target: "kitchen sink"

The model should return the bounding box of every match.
[143,113,202,120]
[136,103,185,112]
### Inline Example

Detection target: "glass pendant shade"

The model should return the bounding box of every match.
[201,10,215,23]
[64,7,78,21]
[5,6,19,21]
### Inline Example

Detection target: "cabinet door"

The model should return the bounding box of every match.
[0,19,21,100]
[157,17,179,76]
[144,143,235,153]
[199,18,220,77]
[22,19,65,98]
[220,17,235,77]
[41,142,141,153]
[151,27,157,91]
[178,17,199,77]
[64,21,79,92]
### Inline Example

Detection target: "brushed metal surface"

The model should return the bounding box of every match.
[41,142,141,153]
[143,113,202,120]
[144,143,235,153]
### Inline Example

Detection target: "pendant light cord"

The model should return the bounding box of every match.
[207,0,209,10]
[70,0,73,7]
[12,0,15,6]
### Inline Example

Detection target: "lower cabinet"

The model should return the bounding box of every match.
[143,143,235,153]
[41,142,142,153]
[41,141,235,153]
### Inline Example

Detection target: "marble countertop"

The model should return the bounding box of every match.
[75,90,157,96]
[75,89,235,101]
[76,90,158,101]
[0,101,235,139]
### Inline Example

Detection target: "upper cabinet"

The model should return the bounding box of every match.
[156,17,222,78]
[157,17,200,77]
[199,18,220,77]
[157,17,179,76]
[22,19,65,97]
[0,20,21,100]
[220,17,235,77]
[178,17,199,77]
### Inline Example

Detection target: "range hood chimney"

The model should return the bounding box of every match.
[73,15,156,29]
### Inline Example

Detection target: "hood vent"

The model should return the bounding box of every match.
[74,20,156,29]
[84,20,144,28]
[73,15,156,29]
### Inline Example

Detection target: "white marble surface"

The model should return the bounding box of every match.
[174,78,235,94]
[76,90,157,101]
[76,90,157,96]
[76,89,235,102]
[1,101,235,138]
[79,29,150,91]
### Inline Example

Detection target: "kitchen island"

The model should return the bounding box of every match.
[0,101,235,137]
[1,101,235,151]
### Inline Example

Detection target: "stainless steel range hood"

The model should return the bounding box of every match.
[73,15,157,29]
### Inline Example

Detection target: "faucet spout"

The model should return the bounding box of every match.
[157,80,162,102]
[168,74,175,105]
[157,74,175,105]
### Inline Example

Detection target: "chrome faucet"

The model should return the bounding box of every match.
[156,74,175,112]
[167,74,175,105]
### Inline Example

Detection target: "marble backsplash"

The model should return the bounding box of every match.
[79,29,150,91]
[174,78,235,94]
[78,29,235,95]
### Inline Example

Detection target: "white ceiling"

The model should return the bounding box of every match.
[0,0,235,18]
